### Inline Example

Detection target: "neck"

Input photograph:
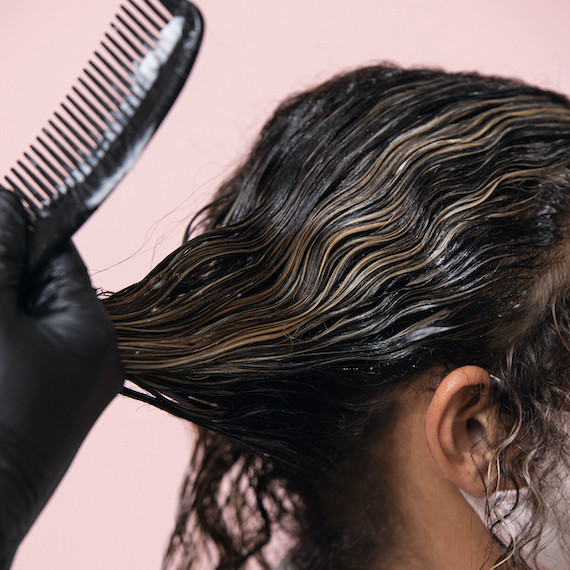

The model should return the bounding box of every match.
[376,391,505,570]
[316,381,512,570]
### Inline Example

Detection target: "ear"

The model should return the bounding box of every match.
[424,366,497,497]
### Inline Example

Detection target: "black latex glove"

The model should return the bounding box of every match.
[0,191,123,568]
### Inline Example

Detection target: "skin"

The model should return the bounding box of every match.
[367,367,507,569]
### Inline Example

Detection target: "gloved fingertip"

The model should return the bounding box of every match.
[0,189,28,290]
[44,242,92,287]
[0,188,27,227]
[29,242,95,315]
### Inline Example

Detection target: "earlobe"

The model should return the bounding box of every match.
[425,366,497,497]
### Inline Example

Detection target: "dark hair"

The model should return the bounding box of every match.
[104,65,570,569]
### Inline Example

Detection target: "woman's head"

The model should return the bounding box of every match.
[104,65,570,568]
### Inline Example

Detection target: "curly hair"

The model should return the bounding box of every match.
[103,65,570,569]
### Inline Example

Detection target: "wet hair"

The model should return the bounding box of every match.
[103,65,570,569]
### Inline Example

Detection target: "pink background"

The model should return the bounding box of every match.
[2,1,570,568]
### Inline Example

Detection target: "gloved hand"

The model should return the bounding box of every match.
[0,190,123,568]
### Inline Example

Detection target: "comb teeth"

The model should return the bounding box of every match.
[2,0,182,221]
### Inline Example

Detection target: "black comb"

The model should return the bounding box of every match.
[1,0,203,272]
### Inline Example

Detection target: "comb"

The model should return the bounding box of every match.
[1,0,203,272]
